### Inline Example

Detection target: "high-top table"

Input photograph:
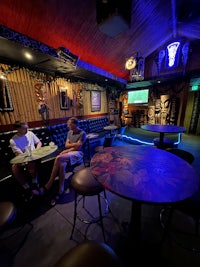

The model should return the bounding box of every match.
[90,145,199,248]
[104,125,118,135]
[10,145,58,164]
[141,124,186,148]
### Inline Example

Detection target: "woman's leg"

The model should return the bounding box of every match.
[45,154,70,191]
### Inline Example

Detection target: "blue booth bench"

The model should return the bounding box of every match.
[0,116,110,187]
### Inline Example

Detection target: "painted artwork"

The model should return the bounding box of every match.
[91,90,101,112]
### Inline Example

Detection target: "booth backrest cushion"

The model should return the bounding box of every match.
[78,120,89,134]
[48,123,69,148]
[87,117,109,134]
[0,131,16,166]
[31,126,51,146]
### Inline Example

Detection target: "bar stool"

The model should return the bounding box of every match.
[0,201,33,256]
[70,167,108,242]
[54,240,123,267]
[0,201,16,231]
[166,148,194,164]
[160,149,200,251]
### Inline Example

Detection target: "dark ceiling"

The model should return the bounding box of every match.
[0,0,200,88]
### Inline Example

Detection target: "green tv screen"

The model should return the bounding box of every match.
[128,89,149,105]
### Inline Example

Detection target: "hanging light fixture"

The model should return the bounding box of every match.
[125,56,137,70]
[125,53,144,82]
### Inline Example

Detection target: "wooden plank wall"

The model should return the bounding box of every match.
[0,65,108,127]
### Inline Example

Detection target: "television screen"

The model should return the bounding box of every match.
[128,89,149,105]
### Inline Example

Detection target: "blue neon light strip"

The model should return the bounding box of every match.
[122,135,154,145]
[174,133,182,145]
[121,132,182,146]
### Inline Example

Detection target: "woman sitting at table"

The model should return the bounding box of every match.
[40,117,86,206]
[9,121,42,201]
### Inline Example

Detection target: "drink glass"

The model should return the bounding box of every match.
[25,145,32,156]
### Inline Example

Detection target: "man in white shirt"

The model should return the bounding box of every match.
[10,121,42,201]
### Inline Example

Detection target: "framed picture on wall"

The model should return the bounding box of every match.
[90,90,101,112]
[59,86,69,110]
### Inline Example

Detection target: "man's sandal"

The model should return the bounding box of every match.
[39,185,50,196]
[50,192,65,206]
[31,183,40,195]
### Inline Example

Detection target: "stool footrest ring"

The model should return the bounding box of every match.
[76,194,109,224]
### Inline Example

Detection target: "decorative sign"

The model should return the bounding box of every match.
[166,41,180,68]
[90,90,101,112]
[35,83,49,123]
[156,40,190,76]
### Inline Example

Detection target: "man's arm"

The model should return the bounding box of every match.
[9,139,23,155]
[31,131,42,149]
[59,140,82,155]
[36,140,42,149]
[65,139,82,150]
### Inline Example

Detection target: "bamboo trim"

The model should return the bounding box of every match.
[27,69,37,120]
[14,69,26,121]
[0,112,6,125]
[22,69,36,121]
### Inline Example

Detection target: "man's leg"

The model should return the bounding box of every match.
[58,160,69,194]
[12,164,29,189]
[26,161,38,184]
[12,164,35,200]
[45,154,69,191]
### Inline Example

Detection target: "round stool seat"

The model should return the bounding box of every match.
[166,148,194,164]
[71,168,104,196]
[0,202,16,231]
[54,240,123,267]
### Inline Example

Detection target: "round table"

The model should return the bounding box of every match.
[90,145,199,247]
[141,124,186,148]
[104,125,118,135]
[86,133,99,139]
[10,145,58,164]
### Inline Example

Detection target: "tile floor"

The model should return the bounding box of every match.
[1,129,200,267]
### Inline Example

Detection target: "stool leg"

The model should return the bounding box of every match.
[82,196,85,208]
[160,206,174,244]
[195,219,199,236]
[97,194,106,242]
[70,191,78,239]
[103,190,110,214]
